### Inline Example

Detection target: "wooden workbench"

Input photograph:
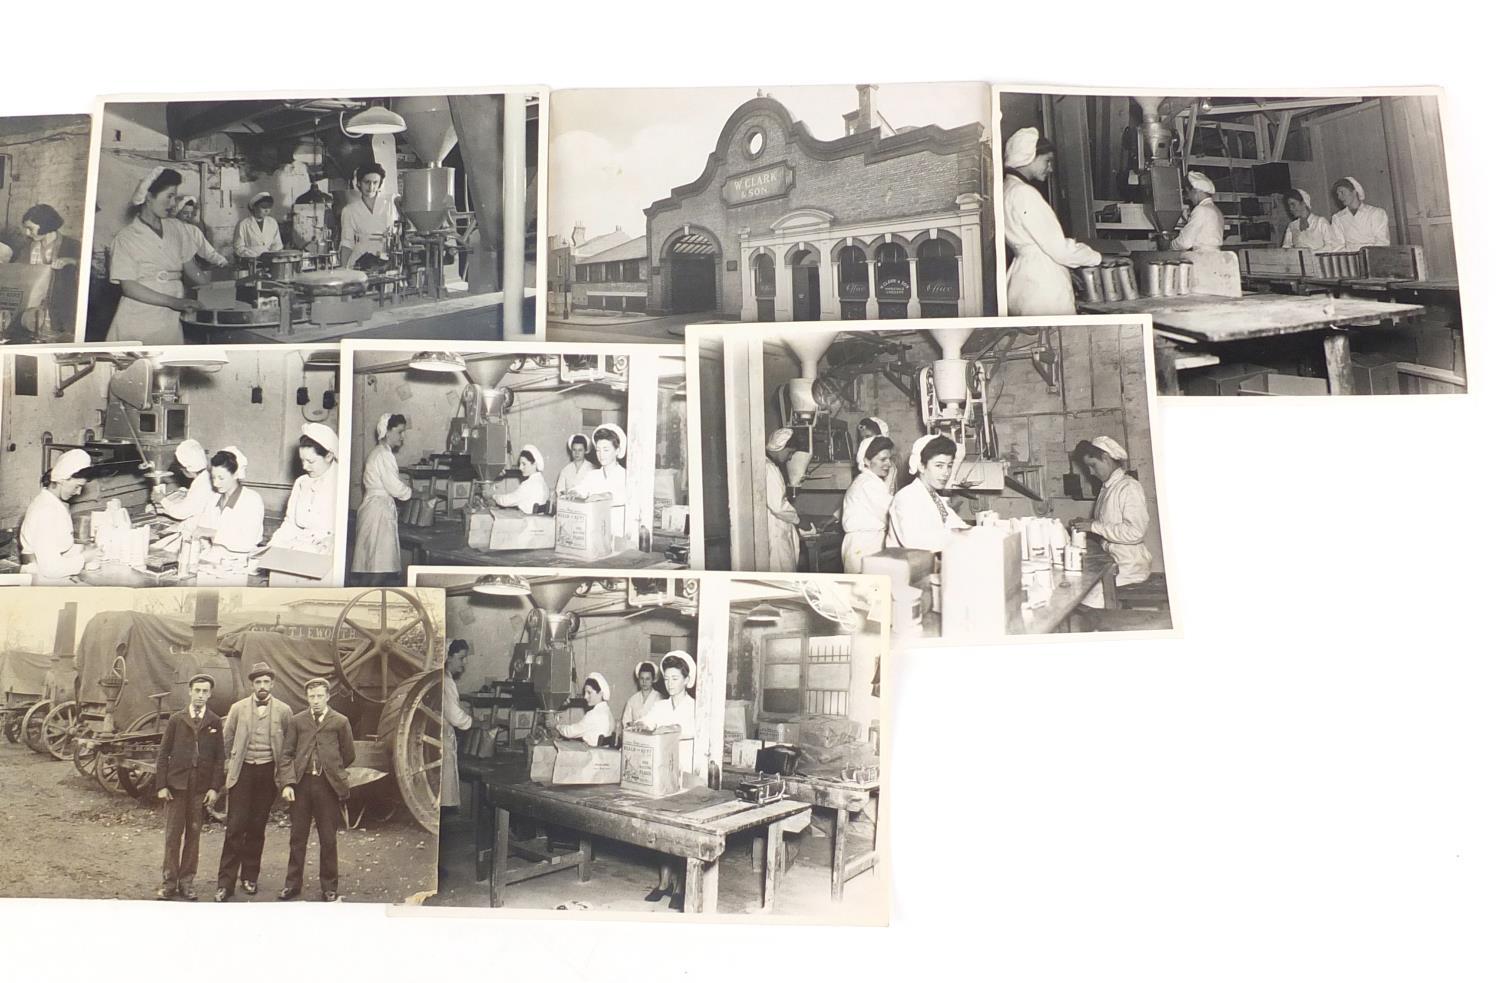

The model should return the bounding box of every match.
[1080,293,1425,396]
[1021,553,1119,634]
[465,759,812,913]
[721,765,879,901]
[394,520,686,569]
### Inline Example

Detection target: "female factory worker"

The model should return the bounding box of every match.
[266,423,340,585]
[633,651,697,908]
[565,425,629,539]
[555,433,595,498]
[887,435,968,552]
[856,418,897,494]
[352,413,411,583]
[11,205,81,338]
[19,448,96,582]
[764,428,803,572]
[1002,127,1102,315]
[1330,176,1391,249]
[339,163,398,269]
[554,673,614,747]
[201,447,265,554]
[440,640,473,809]
[233,192,284,261]
[1281,189,1342,252]
[1171,172,1224,252]
[154,438,215,525]
[106,167,230,345]
[618,660,661,738]
[492,445,550,513]
[840,435,896,574]
[1068,436,1153,589]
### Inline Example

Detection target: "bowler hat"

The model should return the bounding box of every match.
[247,662,275,682]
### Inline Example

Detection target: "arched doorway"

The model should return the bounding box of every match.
[788,247,821,321]
[752,251,776,322]
[836,243,870,320]
[873,242,911,319]
[916,237,961,318]
[664,230,719,314]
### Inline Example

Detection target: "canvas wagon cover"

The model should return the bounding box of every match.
[75,612,196,724]
[0,649,49,700]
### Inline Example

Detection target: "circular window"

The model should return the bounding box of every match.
[745,128,766,158]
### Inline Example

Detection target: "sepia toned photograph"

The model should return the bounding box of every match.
[547,82,998,343]
[1,346,347,587]
[84,90,542,346]
[996,87,1465,395]
[689,318,1174,645]
[412,567,889,922]
[343,343,693,584]
[0,586,445,903]
[1,113,92,344]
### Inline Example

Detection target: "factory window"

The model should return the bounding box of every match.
[837,246,870,300]
[916,238,960,318]
[745,127,766,159]
[873,242,910,319]
[752,252,776,322]
[760,632,852,718]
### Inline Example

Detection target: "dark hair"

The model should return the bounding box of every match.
[22,204,63,235]
[1034,135,1056,157]
[297,435,332,458]
[582,677,602,697]
[448,639,469,658]
[863,435,894,462]
[592,427,618,449]
[387,413,408,430]
[355,162,386,182]
[857,417,881,435]
[636,663,657,679]
[209,450,240,474]
[1332,178,1356,197]
[519,449,536,467]
[1072,440,1120,469]
[661,653,692,679]
[148,168,183,197]
[569,435,589,450]
[919,435,958,466]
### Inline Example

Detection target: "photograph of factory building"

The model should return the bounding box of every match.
[0,345,348,587]
[0,586,445,902]
[343,343,693,584]
[688,318,1174,646]
[996,87,1466,396]
[83,89,542,346]
[1,113,92,344]
[547,82,998,344]
[412,567,888,922]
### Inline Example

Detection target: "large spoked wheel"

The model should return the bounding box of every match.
[332,588,436,706]
[41,701,80,760]
[2,709,23,744]
[22,700,52,753]
[94,749,124,794]
[378,669,443,834]
[115,710,173,799]
[73,734,99,780]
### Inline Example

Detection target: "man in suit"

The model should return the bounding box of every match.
[214,661,292,902]
[278,677,356,902]
[153,672,225,901]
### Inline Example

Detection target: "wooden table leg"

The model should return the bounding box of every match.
[490,805,510,908]
[831,808,848,902]
[764,820,785,912]
[579,835,592,882]
[474,782,492,882]
[685,859,707,914]
[751,835,765,873]
[1153,333,1182,396]
[1323,330,1355,395]
[1101,568,1119,610]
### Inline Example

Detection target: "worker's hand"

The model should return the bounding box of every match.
[51,258,77,271]
[157,787,172,801]
[282,787,295,803]
[174,298,202,314]
[203,789,218,807]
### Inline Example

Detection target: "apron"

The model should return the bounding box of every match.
[107,274,185,345]
[352,493,401,573]
[840,529,885,574]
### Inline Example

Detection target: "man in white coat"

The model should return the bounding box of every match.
[1002,127,1102,315]
[440,640,473,811]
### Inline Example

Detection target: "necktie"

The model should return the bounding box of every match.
[312,714,323,775]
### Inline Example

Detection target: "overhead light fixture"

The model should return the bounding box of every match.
[157,348,230,369]
[342,105,407,136]
[474,574,531,597]
[408,351,468,374]
[744,602,782,626]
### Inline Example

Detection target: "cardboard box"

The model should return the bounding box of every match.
[724,700,751,742]
[254,546,333,579]
[730,738,765,768]
[551,739,622,785]
[1238,372,1329,397]
[620,725,681,797]
[1181,363,1273,397]
[658,505,691,535]
[488,511,557,551]
[556,497,614,560]
[528,741,557,783]
[757,721,800,744]
[505,708,536,744]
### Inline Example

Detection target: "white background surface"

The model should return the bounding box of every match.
[3,3,1494,980]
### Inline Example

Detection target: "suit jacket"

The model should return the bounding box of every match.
[153,708,226,794]
[223,695,294,790]
[281,708,357,799]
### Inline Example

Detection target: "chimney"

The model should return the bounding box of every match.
[52,602,78,659]
[844,84,878,135]
[572,221,586,247]
[191,591,221,654]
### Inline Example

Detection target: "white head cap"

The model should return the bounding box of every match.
[1091,435,1129,464]
[1294,188,1313,209]
[1003,127,1040,169]
[584,672,611,703]
[174,438,208,473]
[220,446,249,478]
[867,417,890,436]
[300,422,338,456]
[520,444,544,472]
[1187,171,1216,195]
[766,428,794,453]
[908,433,940,475]
[661,650,697,689]
[131,167,167,207]
[249,192,273,209]
[376,413,393,440]
[51,448,92,483]
[1341,176,1366,201]
[593,424,627,461]
[633,660,659,680]
[177,195,198,210]
[568,432,593,454]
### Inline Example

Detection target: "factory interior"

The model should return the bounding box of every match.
[0,347,342,587]
[695,321,1171,642]
[422,570,885,918]
[1000,92,1464,396]
[346,348,690,579]
[87,93,539,345]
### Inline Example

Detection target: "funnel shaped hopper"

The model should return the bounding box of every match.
[466,355,512,388]
[783,334,836,379]
[529,579,581,615]
[400,167,455,233]
[928,326,976,360]
[392,96,457,165]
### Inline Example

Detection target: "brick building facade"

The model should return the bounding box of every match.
[643,88,996,321]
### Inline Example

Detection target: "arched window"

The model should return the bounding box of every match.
[873,242,910,319]
[837,245,869,320]
[752,252,776,322]
[916,238,960,318]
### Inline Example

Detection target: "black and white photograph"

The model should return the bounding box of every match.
[1,345,348,587]
[343,343,693,584]
[547,82,998,343]
[1,112,91,344]
[83,90,542,346]
[689,318,1174,645]
[412,567,888,922]
[997,87,1466,395]
[0,585,445,903]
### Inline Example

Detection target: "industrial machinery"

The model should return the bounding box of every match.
[506,579,585,733]
[774,334,854,496]
[1127,96,1187,237]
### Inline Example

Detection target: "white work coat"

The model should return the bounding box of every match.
[339,196,398,267]
[641,692,697,769]
[19,489,85,582]
[840,470,892,574]
[352,443,410,573]
[1089,468,1153,587]
[233,216,283,259]
[107,217,226,345]
[620,689,661,733]
[1282,214,1343,252]
[1331,203,1391,249]
[157,470,215,524]
[1003,174,1101,315]
[886,479,967,553]
[556,460,595,498]
[440,672,472,808]
[573,463,628,539]
[493,472,550,514]
[203,484,265,553]
[267,468,339,585]
[1172,198,1225,251]
[766,461,801,572]
[558,702,614,748]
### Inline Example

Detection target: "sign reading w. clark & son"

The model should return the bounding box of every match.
[722,163,794,206]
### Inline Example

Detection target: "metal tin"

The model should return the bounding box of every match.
[1165,262,1182,296]
[1119,262,1139,300]
[1077,267,1102,303]
[1101,264,1122,302]
[1180,261,1195,295]
[1145,262,1163,297]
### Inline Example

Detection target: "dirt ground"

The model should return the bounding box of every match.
[0,739,436,904]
